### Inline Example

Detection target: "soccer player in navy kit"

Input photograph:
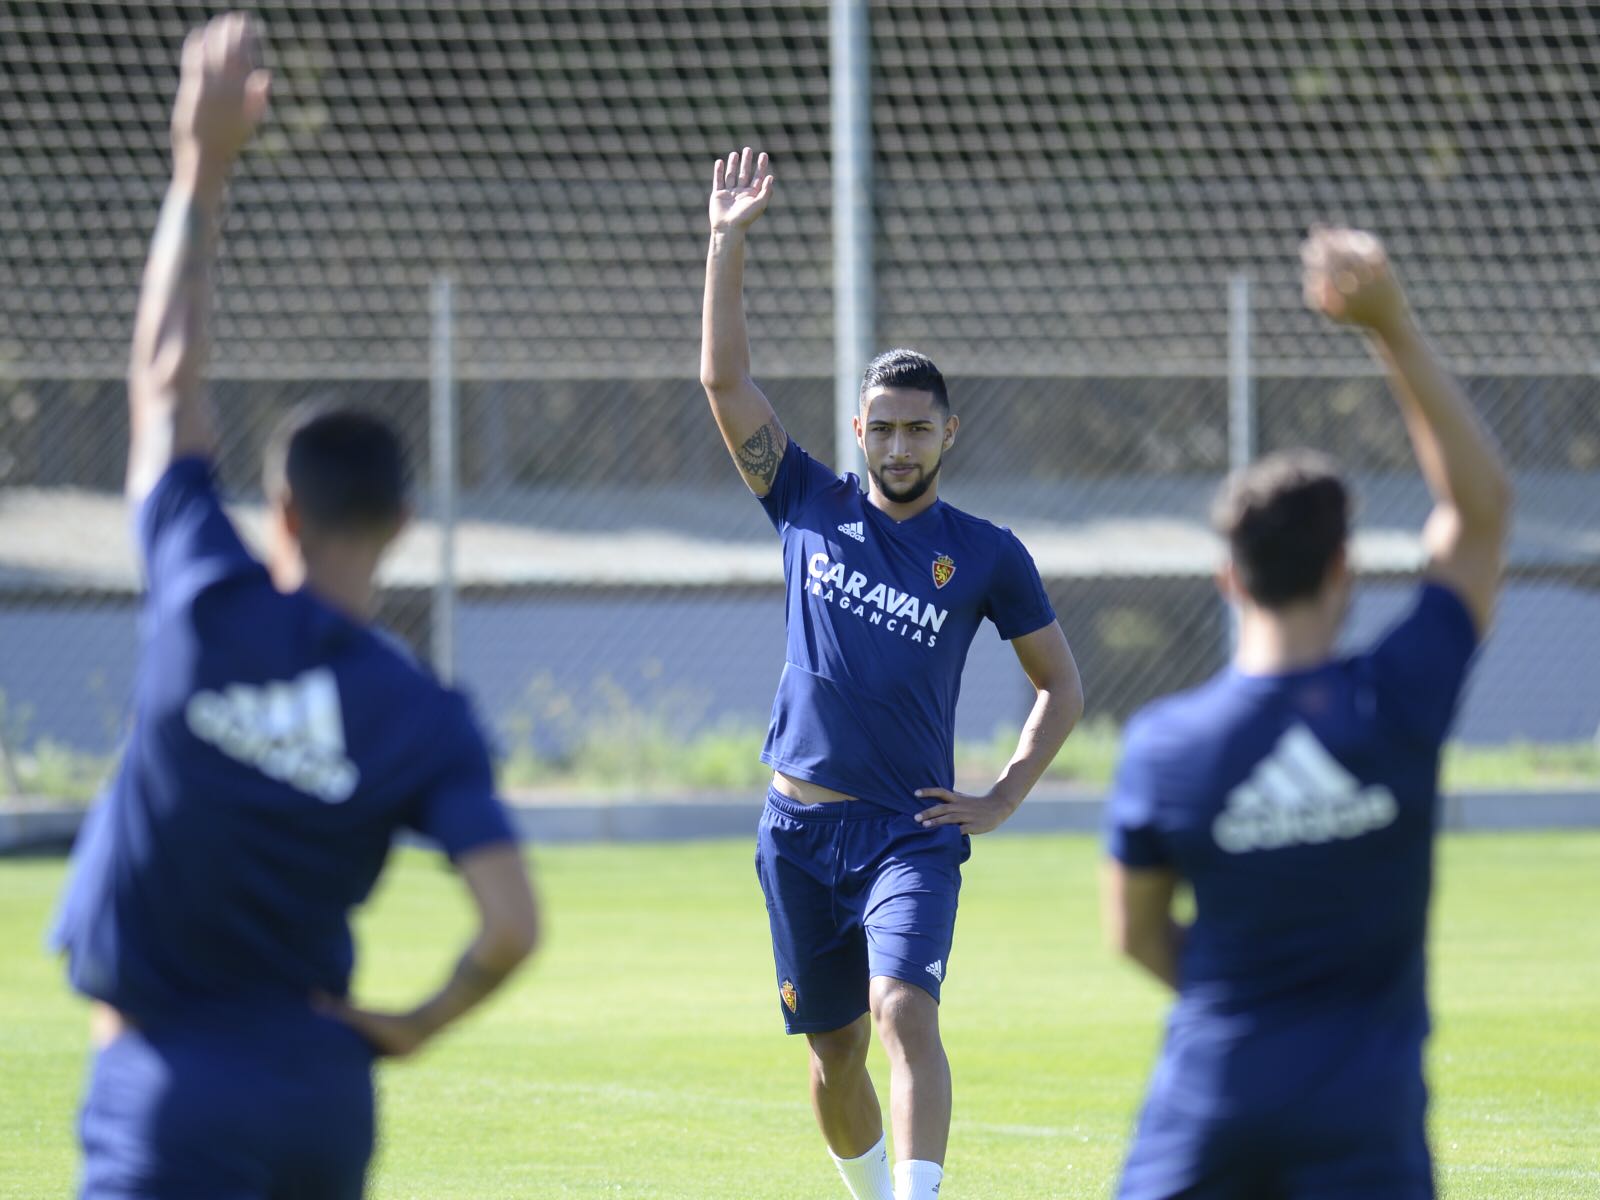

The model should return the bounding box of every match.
[701,148,1085,1200]
[50,16,539,1198]
[1103,226,1512,1199]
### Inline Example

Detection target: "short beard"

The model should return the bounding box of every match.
[872,456,942,505]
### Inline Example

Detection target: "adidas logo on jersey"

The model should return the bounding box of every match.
[1212,724,1398,854]
[925,959,945,983]
[185,667,360,804]
[837,520,865,543]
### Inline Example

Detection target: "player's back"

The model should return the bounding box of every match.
[1107,582,1479,1119]
[54,459,511,1029]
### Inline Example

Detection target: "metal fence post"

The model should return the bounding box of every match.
[431,275,457,683]
[0,731,21,797]
[1228,273,1255,475]
[832,0,872,476]
[1225,272,1254,655]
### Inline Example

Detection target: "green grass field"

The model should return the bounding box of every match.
[4,833,1598,1198]
[13,724,1599,805]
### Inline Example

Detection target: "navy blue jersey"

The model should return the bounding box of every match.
[1105,583,1479,1116]
[53,459,515,1027]
[758,439,1055,814]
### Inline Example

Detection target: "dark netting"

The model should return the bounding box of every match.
[0,1,834,375]
[873,1,1600,373]
[0,2,1595,779]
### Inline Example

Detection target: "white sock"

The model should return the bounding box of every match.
[893,1158,944,1200]
[830,1134,893,1200]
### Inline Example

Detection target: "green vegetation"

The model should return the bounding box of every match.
[498,717,1126,795]
[496,711,1598,796]
[4,726,1599,806]
[499,673,777,794]
[968,716,1125,788]
[4,835,1598,1197]
[501,719,771,793]
[1443,739,1600,790]
[2,671,1594,804]
[3,740,117,807]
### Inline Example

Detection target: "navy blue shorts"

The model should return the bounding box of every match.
[755,785,970,1034]
[78,1006,376,1200]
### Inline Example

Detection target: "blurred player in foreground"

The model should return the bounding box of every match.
[50,15,538,1198]
[702,147,1084,1200]
[1102,227,1511,1199]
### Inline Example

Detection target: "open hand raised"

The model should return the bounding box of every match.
[171,12,272,183]
[709,147,774,234]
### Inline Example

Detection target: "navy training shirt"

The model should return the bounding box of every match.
[52,458,516,1028]
[758,438,1056,814]
[1105,582,1480,1117]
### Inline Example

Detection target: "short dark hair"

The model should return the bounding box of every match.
[263,403,408,535]
[859,348,950,416]
[1212,450,1350,608]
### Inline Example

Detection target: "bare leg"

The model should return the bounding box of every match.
[869,976,950,1165]
[806,1013,882,1157]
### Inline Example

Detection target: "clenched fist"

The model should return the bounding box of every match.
[1301,226,1410,335]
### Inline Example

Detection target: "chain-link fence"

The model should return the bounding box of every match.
[2,2,1596,793]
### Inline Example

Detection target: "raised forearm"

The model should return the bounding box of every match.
[699,227,785,492]
[1368,316,1511,535]
[698,149,784,492]
[126,13,269,499]
[131,172,222,410]
[125,167,225,497]
[700,230,754,390]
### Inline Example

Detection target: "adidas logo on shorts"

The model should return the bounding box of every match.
[837,520,865,543]
[925,959,944,983]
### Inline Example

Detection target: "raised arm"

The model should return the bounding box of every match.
[126,13,270,504]
[1302,228,1512,632]
[699,147,788,496]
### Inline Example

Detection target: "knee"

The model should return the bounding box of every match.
[807,1017,871,1083]
[870,980,940,1058]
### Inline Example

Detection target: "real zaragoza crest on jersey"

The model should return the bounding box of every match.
[932,553,956,588]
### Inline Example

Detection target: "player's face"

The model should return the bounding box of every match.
[857,388,957,504]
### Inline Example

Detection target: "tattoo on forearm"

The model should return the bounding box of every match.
[736,422,783,486]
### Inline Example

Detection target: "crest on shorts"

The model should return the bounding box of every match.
[780,979,798,1014]
[932,553,956,589]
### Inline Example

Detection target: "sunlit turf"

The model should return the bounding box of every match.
[4,832,1597,1197]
